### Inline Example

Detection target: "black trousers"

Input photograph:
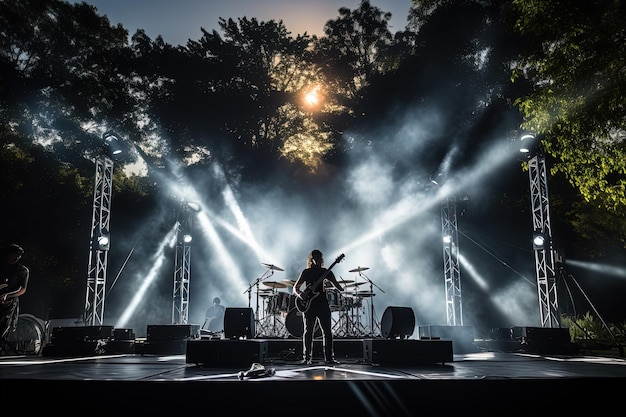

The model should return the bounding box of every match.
[302,297,334,361]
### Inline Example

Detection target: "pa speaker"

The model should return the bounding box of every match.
[224,307,255,339]
[381,306,415,339]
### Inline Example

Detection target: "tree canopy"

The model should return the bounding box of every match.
[1,0,624,320]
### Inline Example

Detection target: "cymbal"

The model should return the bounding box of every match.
[356,291,374,297]
[262,281,287,288]
[338,279,354,284]
[281,279,296,286]
[345,282,366,287]
[348,266,369,273]
[261,263,284,271]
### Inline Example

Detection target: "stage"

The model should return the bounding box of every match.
[1,325,625,415]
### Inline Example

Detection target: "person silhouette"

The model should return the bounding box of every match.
[204,297,225,333]
[1,243,29,351]
[293,249,344,365]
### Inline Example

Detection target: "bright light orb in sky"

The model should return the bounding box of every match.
[303,85,321,108]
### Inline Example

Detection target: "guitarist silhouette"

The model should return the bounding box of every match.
[293,250,344,365]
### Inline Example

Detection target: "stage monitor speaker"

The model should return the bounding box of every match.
[113,328,135,341]
[381,306,415,339]
[224,307,255,339]
[364,339,453,365]
[186,339,266,366]
[510,326,576,354]
[51,326,114,343]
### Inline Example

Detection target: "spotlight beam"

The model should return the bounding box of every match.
[116,225,178,328]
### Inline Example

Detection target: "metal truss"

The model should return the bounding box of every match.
[442,196,463,326]
[172,205,193,325]
[527,155,559,328]
[84,156,113,326]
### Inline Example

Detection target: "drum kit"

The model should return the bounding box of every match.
[246,262,384,338]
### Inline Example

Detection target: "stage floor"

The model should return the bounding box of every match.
[1,337,625,414]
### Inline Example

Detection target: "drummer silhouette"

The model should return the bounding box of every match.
[203,297,225,333]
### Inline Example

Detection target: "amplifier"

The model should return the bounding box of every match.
[51,326,114,343]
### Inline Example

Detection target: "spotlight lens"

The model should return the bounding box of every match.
[183,234,192,243]
[533,235,545,246]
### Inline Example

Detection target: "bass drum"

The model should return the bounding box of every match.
[285,308,322,338]
[5,314,47,355]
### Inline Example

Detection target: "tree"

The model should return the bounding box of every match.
[511,0,626,213]
[0,0,137,159]
[313,0,395,104]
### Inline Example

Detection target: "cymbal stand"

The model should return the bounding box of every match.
[331,295,365,337]
[245,268,273,337]
[354,297,370,336]
[358,270,385,337]
[257,288,287,338]
[332,306,351,337]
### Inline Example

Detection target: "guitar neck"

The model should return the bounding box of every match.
[310,254,345,291]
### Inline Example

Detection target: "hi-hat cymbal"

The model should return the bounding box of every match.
[356,291,374,297]
[345,282,366,287]
[262,281,287,288]
[348,266,369,273]
[338,279,354,284]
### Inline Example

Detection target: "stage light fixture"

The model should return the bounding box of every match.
[532,231,546,250]
[97,228,111,251]
[519,133,538,158]
[183,234,192,243]
[103,131,126,160]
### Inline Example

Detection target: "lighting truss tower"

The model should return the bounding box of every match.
[172,204,193,325]
[527,153,559,328]
[442,195,463,326]
[84,156,114,326]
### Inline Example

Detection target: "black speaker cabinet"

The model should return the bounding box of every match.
[186,339,267,366]
[51,326,114,343]
[113,328,135,341]
[515,326,570,343]
[146,324,200,341]
[364,339,453,365]
[381,306,415,339]
[224,307,255,339]
[511,326,576,354]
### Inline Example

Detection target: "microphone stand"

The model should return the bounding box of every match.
[245,268,275,337]
[358,270,385,337]
[245,269,272,324]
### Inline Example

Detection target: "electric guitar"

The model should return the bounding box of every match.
[295,254,345,313]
